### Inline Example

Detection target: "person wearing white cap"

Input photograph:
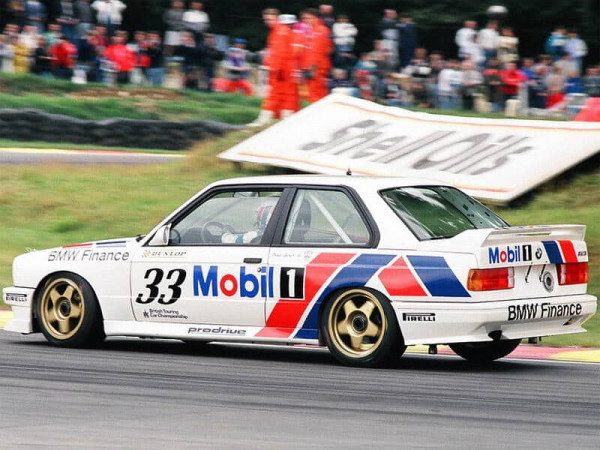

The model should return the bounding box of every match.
[277,13,302,117]
[278,14,296,24]
[183,1,210,42]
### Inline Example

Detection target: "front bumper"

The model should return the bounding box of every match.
[393,294,597,345]
[2,286,35,334]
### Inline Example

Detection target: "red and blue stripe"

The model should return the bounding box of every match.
[406,255,470,297]
[295,253,396,339]
[542,240,578,264]
[261,252,471,341]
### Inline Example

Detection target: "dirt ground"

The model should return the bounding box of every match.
[69,88,183,101]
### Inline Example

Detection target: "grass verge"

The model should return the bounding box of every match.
[0,73,262,124]
[0,139,175,154]
[1,72,570,124]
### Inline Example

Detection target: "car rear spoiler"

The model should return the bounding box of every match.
[417,225,587,253]
[479,225,586,246]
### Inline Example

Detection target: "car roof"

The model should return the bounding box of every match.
[209,175,445,191]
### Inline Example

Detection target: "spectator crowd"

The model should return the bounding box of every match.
[0,1,599,117]
[0,0,223,89]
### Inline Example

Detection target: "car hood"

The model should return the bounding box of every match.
[14,237,137,267]
[33,237,138,256]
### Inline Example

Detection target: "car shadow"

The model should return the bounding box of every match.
[10,335,544,373]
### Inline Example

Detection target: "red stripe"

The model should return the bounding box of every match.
[378,256,428,297]
[257,252,355,338]
[558,240,578,263]
[257,327,295,339]
[63,243,92,248]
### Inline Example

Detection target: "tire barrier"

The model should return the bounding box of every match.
[0,109,240,150]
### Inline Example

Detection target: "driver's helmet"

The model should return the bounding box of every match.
[223,199,277,244]
[256,201,276,233]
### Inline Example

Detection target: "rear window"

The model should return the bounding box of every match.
[380,186,508,240]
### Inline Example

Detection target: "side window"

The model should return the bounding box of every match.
[170,190,282,245]
[283,189,371,246]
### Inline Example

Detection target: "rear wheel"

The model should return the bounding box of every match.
[36,273,105,347]
[449,339,521,363]
[321,288,405,368]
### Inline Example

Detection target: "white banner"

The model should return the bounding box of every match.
[219,95,600,203]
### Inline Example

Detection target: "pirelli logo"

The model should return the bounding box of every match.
[402,313,436,322]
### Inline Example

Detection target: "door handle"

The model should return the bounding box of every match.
[243,257,262,264]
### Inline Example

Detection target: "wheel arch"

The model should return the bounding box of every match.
[33,270,105,325]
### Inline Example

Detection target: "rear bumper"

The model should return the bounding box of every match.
[393,294,597,345]
[2,286,35,334]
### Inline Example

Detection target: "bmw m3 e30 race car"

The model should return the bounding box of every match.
[3,175,597,367]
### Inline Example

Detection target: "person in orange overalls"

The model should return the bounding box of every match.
[278,14,303,114]
[250,9,297,126]
[250,8,288,126]
[300,8,332,103]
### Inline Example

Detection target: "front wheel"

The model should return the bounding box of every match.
[36,273,105,347]
[321,288,405,368]
[449,339,521,363]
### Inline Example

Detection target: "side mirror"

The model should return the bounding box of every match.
[147,224,171,246]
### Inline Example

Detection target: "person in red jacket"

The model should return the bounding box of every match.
[131,31,151,71]
[104,32,136,84]
[301,8,332,103]
[499,62,526,104]
[50,35,77,79]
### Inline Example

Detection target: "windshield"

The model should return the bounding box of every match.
[380,186,508,240]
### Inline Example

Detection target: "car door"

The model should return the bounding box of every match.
[265,187,377,340]
[130,187,284,326]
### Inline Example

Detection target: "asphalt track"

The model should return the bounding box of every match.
[0,148,183,165]
[0,332,599,449]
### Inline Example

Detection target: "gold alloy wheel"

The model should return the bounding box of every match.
[327,289,386,358]
[40,278,85,340]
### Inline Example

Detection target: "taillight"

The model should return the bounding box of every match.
[558,262,588,285]
[468,267,514,291]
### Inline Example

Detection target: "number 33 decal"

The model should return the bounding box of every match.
[136,268,186,305]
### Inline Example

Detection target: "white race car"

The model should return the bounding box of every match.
[3,175,597,367]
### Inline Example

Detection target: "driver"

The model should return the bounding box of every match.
[221,200,276,244]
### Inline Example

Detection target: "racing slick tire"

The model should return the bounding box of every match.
[36,272,105,347]
[449,339,521,363]
[321,288,405,368]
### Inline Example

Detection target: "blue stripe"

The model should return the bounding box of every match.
[407,256,470,298]
[542,241,563,264]
[96,240,127,247]
[294,254,395,340]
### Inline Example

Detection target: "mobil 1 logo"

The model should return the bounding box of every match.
[280,267,305,299]
[488,244,532,264]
